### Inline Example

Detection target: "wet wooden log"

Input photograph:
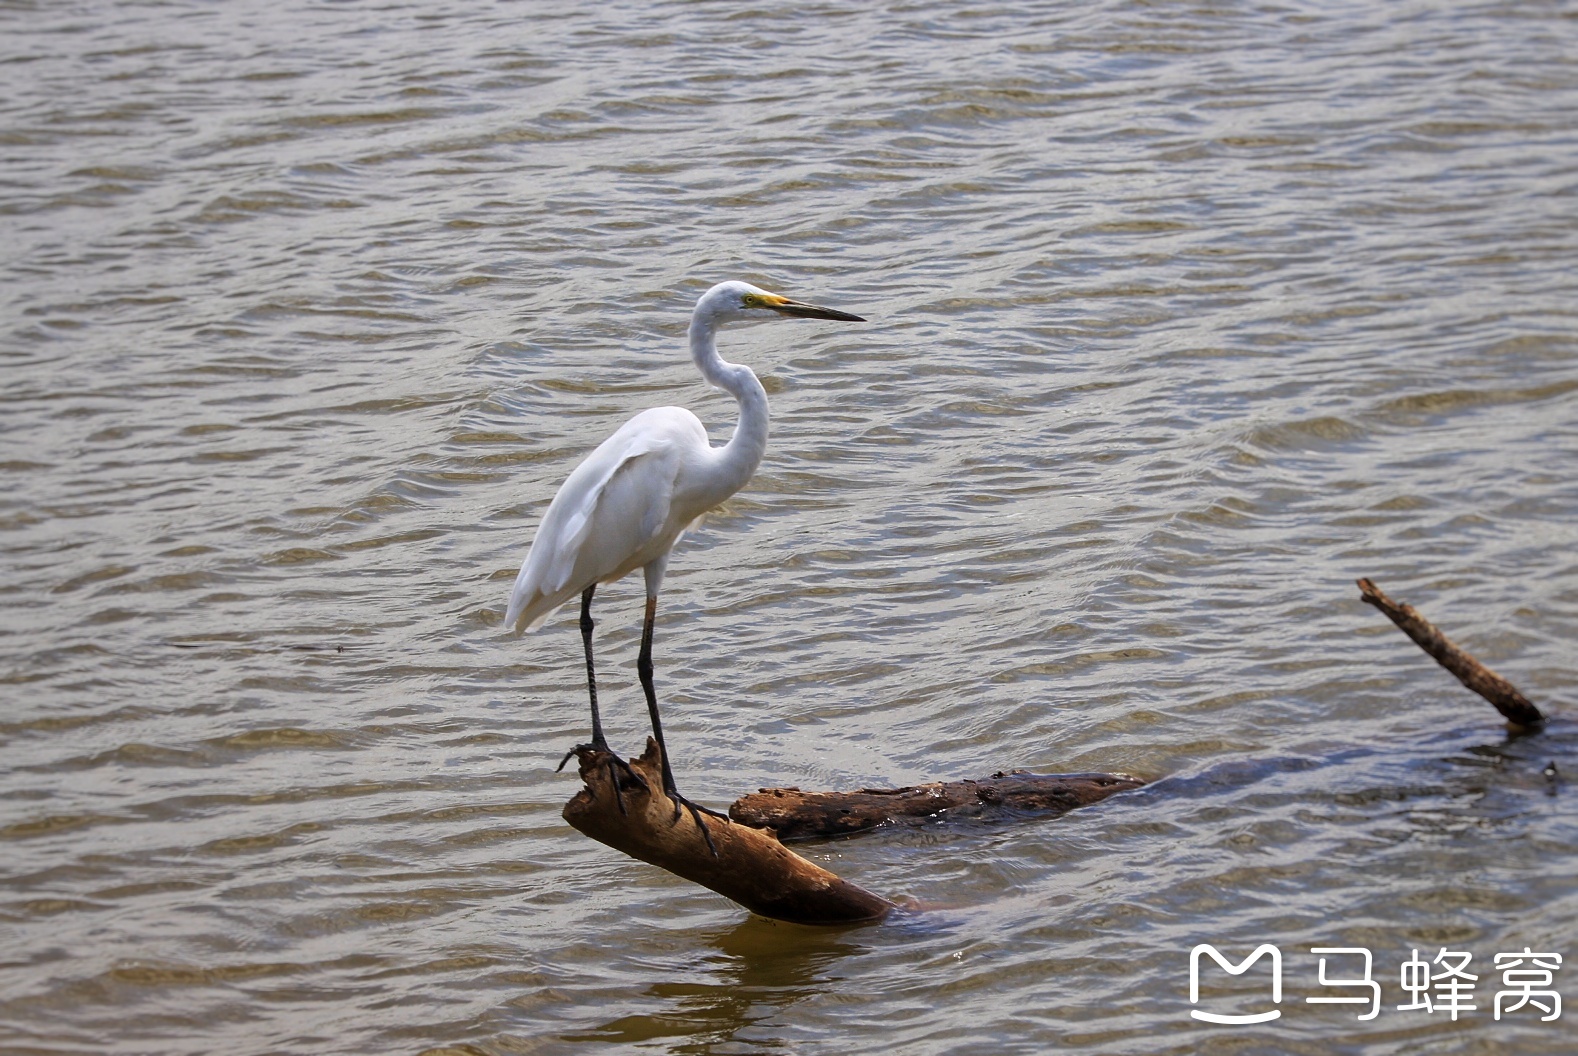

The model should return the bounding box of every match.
[730,770,1145,841]
[562,739,894,926]
[1357,577,1545,729]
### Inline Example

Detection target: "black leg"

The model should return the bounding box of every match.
[636,595,676,799]
[556,583,644,811]
[581,585,608,749]
[638,594,727,855]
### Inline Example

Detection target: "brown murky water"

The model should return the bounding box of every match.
[3,2,1576,1053]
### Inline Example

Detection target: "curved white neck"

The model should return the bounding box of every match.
[689,309,769,498]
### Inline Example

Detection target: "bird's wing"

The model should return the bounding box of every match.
[544,430,678,594]
[506,408,703,632]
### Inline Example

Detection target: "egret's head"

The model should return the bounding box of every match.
[697,280,866,324]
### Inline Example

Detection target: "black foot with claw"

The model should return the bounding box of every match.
[557,742,648,815]
[665,787,729,857]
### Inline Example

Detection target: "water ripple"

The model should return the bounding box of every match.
[3,1,1577,1054]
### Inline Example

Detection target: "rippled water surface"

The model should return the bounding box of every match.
[4,1,1577,1053]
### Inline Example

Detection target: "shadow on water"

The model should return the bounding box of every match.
[1082,715,1574,879]
[1443,717,1574,803]
[1135,714,1573,803]
[559,915,870,1050]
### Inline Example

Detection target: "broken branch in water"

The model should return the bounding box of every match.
[561,739,895,926]
[1356,577,1544,729]
[730,770,1144,841]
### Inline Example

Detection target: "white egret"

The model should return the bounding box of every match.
[505,280,866,840]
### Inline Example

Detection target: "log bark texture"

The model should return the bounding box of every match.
[1357,577,1545,729]
[730,770,1145,841]
[561,739,894,926]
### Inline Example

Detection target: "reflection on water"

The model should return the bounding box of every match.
[3,0,1576,1053]
[570,917,869,1048]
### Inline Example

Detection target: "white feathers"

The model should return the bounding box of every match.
[504,407,708,633]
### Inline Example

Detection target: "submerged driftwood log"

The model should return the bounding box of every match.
[1357,577,1545,729]
[563,740,1144,924]
[562,739,894,926]
[730,771,1145,841]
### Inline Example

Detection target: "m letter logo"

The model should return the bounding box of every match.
[1190,944,1283,1024]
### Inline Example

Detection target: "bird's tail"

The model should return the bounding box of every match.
[504,579,572,635]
